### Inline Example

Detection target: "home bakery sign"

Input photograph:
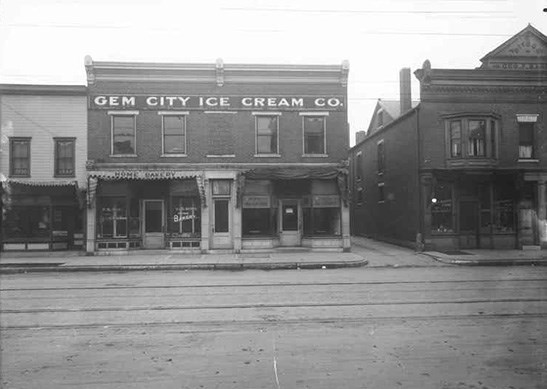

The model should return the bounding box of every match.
[90,95,345,110]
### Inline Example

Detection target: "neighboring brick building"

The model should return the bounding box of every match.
[0,84,88,251]
[349,25,547,251]
[84,57,350,253]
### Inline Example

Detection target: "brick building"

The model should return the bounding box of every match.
[1,84,87,251]
[84,57,350,253]
[349,25,547,251]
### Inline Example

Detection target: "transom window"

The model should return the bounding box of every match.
[54,138,75,177]
[302,115,326,155]
[111,115,136,155]
[9,138,31,177]
[162,115,186,155]
[255,115,278,154]
[445,115,498,159]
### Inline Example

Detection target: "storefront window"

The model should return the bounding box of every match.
[4,206,50,239]
[169,197,201,236]
[431,182,453,233]
[479,184,492,233]
[98,197,127,238]
[493,182,515,232]
[303,207,341,235]
[243,207,276,236]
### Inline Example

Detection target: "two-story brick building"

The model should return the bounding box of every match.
[0,84,88,251]
[84,57,350,253]
[349,24,547,251]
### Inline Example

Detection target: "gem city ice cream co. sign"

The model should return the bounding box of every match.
[90,95,345,110]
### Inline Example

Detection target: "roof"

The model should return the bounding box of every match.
[378,99,420,120]
[84,56,350,86]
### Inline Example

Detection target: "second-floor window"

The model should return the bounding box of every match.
[377,140,385,174]
[162,115,186,155]
[445,116,498,159]
[54,138,75,177]
[10,138,31,177]
[111,115,136,155]
[255,115,278,155]
[518,122,534,159]
[303,115,326,155]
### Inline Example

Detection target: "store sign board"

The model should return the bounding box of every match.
[90,170,196,180]
[312,195,340,208]
[243,196,271,208]
[90,95,345,111]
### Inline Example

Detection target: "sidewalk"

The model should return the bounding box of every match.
[0,249,367,274]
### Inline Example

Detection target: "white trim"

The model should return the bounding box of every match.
[252,112,282,116]
[161,154,187,158]
[302,154,329,158]
[206,154,236,158]
[255,114,280,155]
[516,114,538,123]
[298,112,329,116]
[161,114,187,156]
[518,159,540,163]
[377,182,385,187]
[377,139,385,145]
[158,111,189,116]
[254,154,281,158]
[109,154,138,158]
[107,110,139,115]
[204,111,237,114]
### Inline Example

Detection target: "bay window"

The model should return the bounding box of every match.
[444,115,498,160]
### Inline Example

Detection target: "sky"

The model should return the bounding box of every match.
[0,0,545,145]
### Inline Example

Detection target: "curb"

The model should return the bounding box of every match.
[0,259,368,274]
[423,253,547,266]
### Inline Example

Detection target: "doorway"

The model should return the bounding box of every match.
[210,198,232,249]
[280,199,301,246]
[459,200,479,249]
[143,200,164,249]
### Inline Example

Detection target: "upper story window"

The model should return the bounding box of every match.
[356,151,363,180]
[162,114,187,155]
[110,112,138,156]
[444,114,499,159]
[377,140,385,174]
[301,113,327,155]
[9,137,31,177]
[255,114,279,155]
[54,138,75,177]
[517,114,538,160]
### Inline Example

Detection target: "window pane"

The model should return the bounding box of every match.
[56,140,74,176]
[313,208,340,235]
[256,116,278,154]
[450,121,462,157]
[468,120,486,156]
[214,199,229,232]
[243,208,275,235]
[212,180,231,195]
[164,134,185,154]
[163,116,186,154]
[11,140,30,176]
[282,204,298,231]
[113,116,135,154]
[431,182,453,232]
[304,117,325,154]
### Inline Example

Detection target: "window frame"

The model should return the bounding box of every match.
[159,111,188,157]
[54,137,76,177]
[300,112,328,156]
[516,114,537,160]
[377,139,385,175]
[9,137,31,177]
[253,112,280,156]
[109,111,138,157]
[443,114,499,160]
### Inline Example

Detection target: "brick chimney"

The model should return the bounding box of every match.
[355,131,367,144]
[399,68,412,114]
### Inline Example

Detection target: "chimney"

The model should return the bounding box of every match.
[399,68,412,114]
[355,131,367,144]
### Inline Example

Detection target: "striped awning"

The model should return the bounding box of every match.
[2,179,78,187]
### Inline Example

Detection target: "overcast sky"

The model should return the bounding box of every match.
[0,0,545,145]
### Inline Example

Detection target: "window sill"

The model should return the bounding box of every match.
[302,154,328,158]
[9,175,31,178]
[206,154,236,158]
[109,154,138,158]
[54,174,75,178]
[518,159,539,163]
[254,154,281,158]
[161,154,187,158]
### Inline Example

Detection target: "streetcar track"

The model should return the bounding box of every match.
[2,312,547,331]
[2,278,547,291]
[2,297,547,314]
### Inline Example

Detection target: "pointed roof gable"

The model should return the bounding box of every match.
[479,24,547,71]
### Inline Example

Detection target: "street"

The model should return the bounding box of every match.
[1,265,546,389]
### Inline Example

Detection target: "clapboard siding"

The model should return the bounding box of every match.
[0,95,87,185]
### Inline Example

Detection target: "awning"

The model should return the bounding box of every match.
[2,179,79,187]
[1,179,84,209]
[86,170,206,208]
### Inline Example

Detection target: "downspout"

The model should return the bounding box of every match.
[415,105,424,251]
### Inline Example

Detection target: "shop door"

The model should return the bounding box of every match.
[459,200,479,249]
[280,200,301,246]
[143,200,164,249]
[52,206,74,250]
[211,198,232,249]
